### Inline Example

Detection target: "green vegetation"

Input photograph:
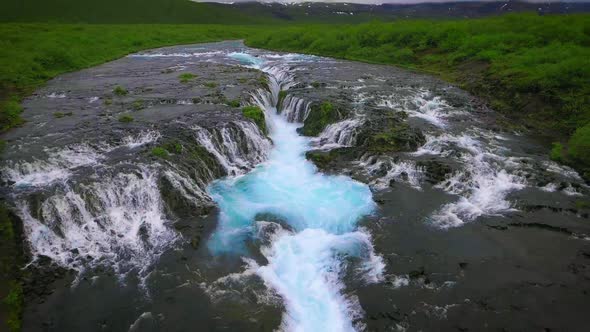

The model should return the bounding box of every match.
[204,82,218,88]
[306,150,336,169]
[247,13,590,175]
[0,0,392,25]
[568,124,590,178]
[550,142,565,162]
[0,0,279,24]
[152,141,183,158]
[278,90,288,107]
[118,114,133,123]
[227,99,240,108]
[162,141,183,154]
[151,146,168,158]
[53,111,73,118]
[3,282,22,332]
[178,73,197,83]
[301,101,341,136]
[113,86,128,96]
[0,100,23,132]
[0,23,266,134]
[242,105,266,134]
[1,203,23,332]
[131,100,144,111]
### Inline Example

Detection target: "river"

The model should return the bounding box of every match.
[1,41,589,331]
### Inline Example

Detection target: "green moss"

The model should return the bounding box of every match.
[237,77,248,84]
[118,114,133,123]
[301,101,339,136]
[53,111,72,118]
[242,105,266,134]
[113,85,128,96]
[103,98,112,105]
[227,99,240,108]
[151,146,168,158]
[311,81,321,88]
[163,141,183,154]
[4,281,23,332]
[0,100,24,132]
[204,82,217,88]
[257,75,268,86]
[306,151,335,169]
[550,142,565,162]
[278,90,288,107]
[365,124,424,153]
[131,100,144,111]
[178,73,197,83]
[575,200,590,210]
[1,202,23,332]
[0,140,6,153]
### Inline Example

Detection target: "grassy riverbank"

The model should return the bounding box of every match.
[0,24,272,133]
[247,13,590,177]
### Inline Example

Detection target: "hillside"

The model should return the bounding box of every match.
[1,0,589,24]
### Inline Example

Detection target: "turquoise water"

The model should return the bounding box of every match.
[207,52,381,331]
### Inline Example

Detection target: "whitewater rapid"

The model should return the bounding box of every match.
[207,54,384,331]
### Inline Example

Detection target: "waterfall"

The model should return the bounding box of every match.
[18,166,178,283]
[313,118,364,150]
[280,95,311,123]
[192,121,271,176]
[207,52,383,332]
[2,144,102,187]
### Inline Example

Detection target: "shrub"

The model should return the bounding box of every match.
[178,73,197,83]
[113,86,128,96]
[118,114,133,123]
[151,147,168,158]
[131,100,144,111]
[227,99,241,107]
[53,111,72,118]
[163,141,183,154]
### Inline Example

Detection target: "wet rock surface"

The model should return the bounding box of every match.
[1,41,589,331]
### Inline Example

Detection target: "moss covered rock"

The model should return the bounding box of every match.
[301,101,347,137]
[242,106,267,135]
[357,113,425,153]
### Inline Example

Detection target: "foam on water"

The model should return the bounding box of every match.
[3,144,102,187]
[377,90,453,128]
[207,54,382,331]
[122,130,161,149]
[19,166,178,284]
[418,133,527,228]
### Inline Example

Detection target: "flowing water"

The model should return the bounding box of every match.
[1,41,589,331]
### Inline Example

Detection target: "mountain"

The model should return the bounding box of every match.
[1,0,589,23]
